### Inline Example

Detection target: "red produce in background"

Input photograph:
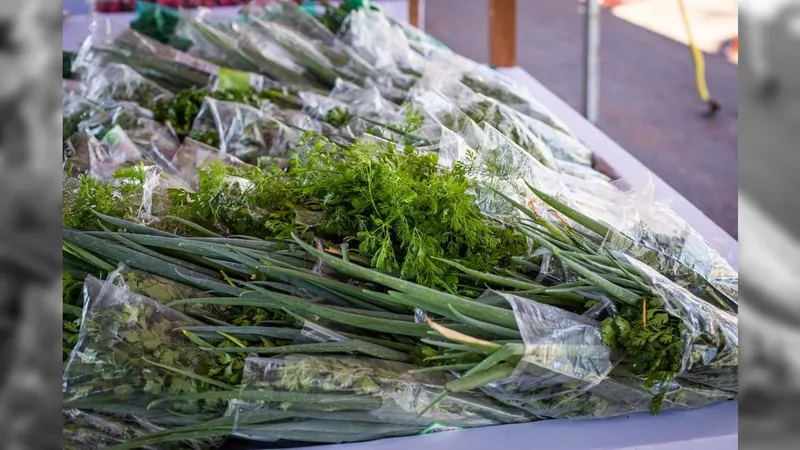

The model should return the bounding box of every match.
[93,0,253,13]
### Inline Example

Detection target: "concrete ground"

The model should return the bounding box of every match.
[423,0,739,239]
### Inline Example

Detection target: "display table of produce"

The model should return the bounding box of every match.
[61,2,738,450]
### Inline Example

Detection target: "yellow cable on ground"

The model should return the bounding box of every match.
[676,0,720,116]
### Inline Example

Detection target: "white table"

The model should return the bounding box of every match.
[292,400,738,450]
[62,7,738,450]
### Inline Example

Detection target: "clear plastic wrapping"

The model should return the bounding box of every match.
[188,97,265,153]
[459,65,575,140]
[62,275,229,420]
[622,256,738,393]
[244,14,353,88]
[474,291,614,418]
[63,132,122,180]
[248,2,383,88]
[63,94,102,141]
[170,138,247,190]
[230,21,325,89]
[78,102,156,139]
[172,8,257,73]
[329,79,400,120]
[110,264,235,323]
[465,123,566,221]
[83,63,173,107]
[473,291,734,419]
[298,90,355,128]
[76,102,182,177]
[63,408,164,450]
[424,79,561,170]
[603,197,738,310]
[188,97,303,166]
[420,72,595,169]
[227,355,531,444]
[326,79,413,142]
[78,24,221,92]
[408,89,485,150]
[511,111,593,167]
[62,125,145,181]
[335,8,422,88]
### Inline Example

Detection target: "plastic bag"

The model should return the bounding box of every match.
[459,65,576,139]
[248,3,382,88]
[188,97,265,153]
[473,291,614,417]
[463,127,736,311]
[109,264,237,324]
[339,8,424,75]
[408,89,485,151]
[266,107,350,147]
[63,94,101,141]
[329,79,400,120]
[63,407,209,450]
[230,20,326,89]
[511,110,593,167]
[226,355,531,444]
[63,79,85,97]
[83,63,173,106]
[299,90,352,125]
[464,123,566,221]
[424,78,561,171]
[79,25,221,92]
[170,137,248,189]
[130,2,184,46]
[62,275,230,422]
[189,97,305,166]
[335,8,422,88]
[602,195,738,311]
[63,132,125,180]
[557,160,612,182]
[76,102,183,177]
[243,15,348,88]
[325,79,420,142]
[63,408,164,450]
[78,101,156,139]
[473,291,733,419]
[173,8,263,74]
[171,8,311,92]
[249,0,341,46]
[418,72,594,169]
[621,256,738,393]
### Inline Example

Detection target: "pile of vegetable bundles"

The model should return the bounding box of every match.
[62,2,738,449]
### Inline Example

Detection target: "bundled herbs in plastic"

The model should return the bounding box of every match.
[76,25,222,93]
[226,355,531,444]
[62,276,232,419]
[83,63,173,107]
[334,8,422,87]
[188,97,306,166]
[421,75,596,172]
[459,64,575,140]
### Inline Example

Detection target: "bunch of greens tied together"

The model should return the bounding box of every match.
[61,1,738,449]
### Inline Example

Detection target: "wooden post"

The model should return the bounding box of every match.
[489,0,517,67]
[409,0,420,28]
